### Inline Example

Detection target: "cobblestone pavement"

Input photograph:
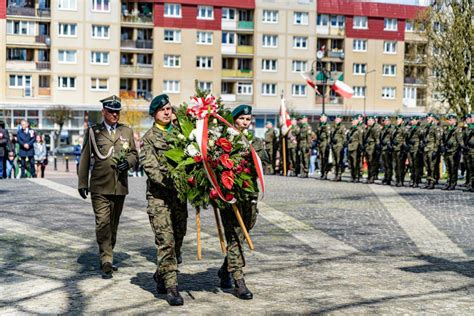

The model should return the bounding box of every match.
[1,175,473,314]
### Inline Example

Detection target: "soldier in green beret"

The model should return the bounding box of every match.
[391,115,408,186]
[406,116,424,187]
[330,115,346,181]
[363,116,381,183]
[464,114,474,192]
[285,117,298,176]
[380,116,395,185]
[296,115,312,178]
[78,95,138,278]
[422,113,442,189]
[142,94,188,306]
[461,114,473,190]
[346,114,364,182]
[316,114,331,180]
[442,114,464,190]
[264,121,277,174]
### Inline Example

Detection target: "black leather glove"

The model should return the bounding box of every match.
[78,188,88,199]
[117,160,129,172]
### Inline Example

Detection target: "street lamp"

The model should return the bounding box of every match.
[363,69,376,116]
[311,50,331,115]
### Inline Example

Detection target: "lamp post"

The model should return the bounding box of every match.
[311,51,331,115]
[363,69,376,116]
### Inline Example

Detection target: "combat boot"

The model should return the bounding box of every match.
[101,262,113,279]
[153,272,166,294]
[234,278,253,300]
[166,286,184,306]
[426,181,435,190]
[218,265,232,289]
[448,184,456,191]
[441,183,450,190]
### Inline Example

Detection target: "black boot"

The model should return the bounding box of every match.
[427,181,435,190]
[441,183,450,190]
[218,261,232,289]
[448,184,456,191]
[153,272,166,294]
[101,262,113,279]
[234,278,253,300]
[166,286,184,306]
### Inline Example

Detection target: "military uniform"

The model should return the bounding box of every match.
[330,120,346,181]
[296,119,312,177]
[363,118,381,183]
[346,118,364,182]
[391,118,408,186]
[380,118,395,185]
[264,127,277,174]
[423,114,442,189]
[78,95,138,273]
[316,120,331,180]
[463,116,473,190]
[285,125,298,176]
[465,116,474,191]
[406,119,424,187]
[442,115,464,190]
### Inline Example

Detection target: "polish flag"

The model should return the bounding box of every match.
[279,98,292,136]
[300,71,321,95]
[332,80,354,99]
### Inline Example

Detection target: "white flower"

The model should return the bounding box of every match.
[228,135,234,142]
[185,144,199,157]
[178,134,185,140]
[208,139,215,148]
[122,142,129,150]
[189,129,197,141]
[227,128,239,136]
[212,118,218,125]
[243,129,249,135]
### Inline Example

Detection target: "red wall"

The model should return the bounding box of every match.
[155,0,254,9]
[0,0,6,19]
[154,3,222,30]
[346,16,405,41]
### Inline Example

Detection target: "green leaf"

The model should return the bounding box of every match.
[180,118,194,139]
[179,157,196,167]
[165,148,185,163]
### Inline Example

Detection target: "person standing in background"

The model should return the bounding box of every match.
[17,120,36,178]
[34,134,47,178]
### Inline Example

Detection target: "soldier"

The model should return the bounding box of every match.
[217,104,260,300]
[380,116,395,185]
[422,113,442,189]
[391,115,408,187]
[331,115,346,181]
[316,114,331,180]
[363,116,381,184]
[296,115,312,178]
[442,114,464,190]
[141,94,188,306]
[346,115,364,182]
[462,114,472,190]
[464,113,474,192]
[264,121,277,174]
[78,95,138,278]
[406,116,424,188]
[285,118,298,176]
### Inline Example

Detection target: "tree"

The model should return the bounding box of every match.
[45,105,73,149]
[120,103,146,132]
[417,0,473,116]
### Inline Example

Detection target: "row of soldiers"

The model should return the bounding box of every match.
[264,112,474,192]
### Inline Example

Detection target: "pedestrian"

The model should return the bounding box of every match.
[346,115,364,182]
[141,94,187,306]
[316,114,331,180]
[77,95,138,278]
[17,120,36,178]
[462,114,472,190]
[309,132,318,176]
[380,116,395,185]
[363,116,381,184]
[33,134,47,178]
[442,114,463,190]
[330,115,346,181]
[73,137,83,175]
[0,125,8,179]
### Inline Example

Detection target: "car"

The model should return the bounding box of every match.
[52,145,76,156]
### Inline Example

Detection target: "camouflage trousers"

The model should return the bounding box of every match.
[365,147,378,180]
[298,145,310,176]
[381,150,393,182]
[408,150,423,184]
[147,192,188,288]
[265,147,274,174]
[444,151,461,185]
[332,146,344,177]
[220,198,258,280]
[393,150,407,184]
[287,147,297,174]
[348,150,361,180]
[424,151,438,182]
[318,145,330,177]
[91,193,125,265]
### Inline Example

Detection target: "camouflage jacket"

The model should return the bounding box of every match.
[297,123,312,148]
[330,123,346,148]
[346,125,364,152]
[423,123,442,153]
[264,128,277,150]
[391,124,407,152]
[317,123,331,149]
[380,125,395,151]
[363,124,381,150]
[443,125,464,153]
[406,125,424,153]
[286,126,298,149]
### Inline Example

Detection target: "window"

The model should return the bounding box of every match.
[58,0,76,10]
[197,6,213,19]
[330,15,345,27]
[353,39,367,52]
[383,41,397,54]
[9,75,31,88]
[222,32,235,44]
[292,84,306,96]
[58,76,76,90]
[384,18,397,31]
[196,56,213,69]
[164,29,181,42]
[353,16,368,29]
[163,80,180,93]
[39,75,50,88]
[294,12,309,25]
[261,59,277,72]
[262,35,278,47]
[237,82,252,95]
[163,55,180,68]
[317,14,329,26]
[198,81,212,93]
[92,25,109,39]
[91,78,108,91]
[6,20,34,35]
[382,64,396,76]
[262,83,277,96]
[382,87,396,99]
[353,86,366,98]
[58,23,77,37]
[293,36,308,49]
[262,10,278,23]
[91,51,109,65]
[222,8,235,20]
[405,20,414,32]
[58,50,77,63]
[7,48,29,61]
[353,63,367,75]
[196,31,213,44]
[92,0,110,12]
[292,60,307,73]
[164,3,181,17]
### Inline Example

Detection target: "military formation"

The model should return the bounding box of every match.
[265,112,473,192]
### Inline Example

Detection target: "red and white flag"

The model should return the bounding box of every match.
[279,98,292,136]
[300,71,321,95]
[332,80,354,99]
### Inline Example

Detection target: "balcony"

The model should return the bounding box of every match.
[38,87,51,96]
[221,69,253,78]
[37,8,51,17]
[404,77,427,85]
[35,35,51,45]
[236,45,253,54]
[237,21,254,30]
[121,14,153,24]
[316,96,344,105]
[120,40,153,49]
[120,90,152,100]
[6,60,36,71]
[220,94,236,102]
[405,54,427,64]
[36,61,50,70]
[7,6,35,16]
[120,64,153,76]
[315,71,343,83]
[327,50,344,59]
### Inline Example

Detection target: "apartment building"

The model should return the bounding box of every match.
[0,0,431,143]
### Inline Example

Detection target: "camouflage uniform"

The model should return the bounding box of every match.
[330,122,346,181]
[391,122,408,186]
[363,122,381,183]
[466,122,474,191]
[463,122,473,189]
[443,123,464,188]
[142,124,188,289]
[380,123,395,184]
[346,124,364,182]
[264,127,277,174]
[423,122,442,186]
[286,126,298,175]
[297,123,312,177]
[406,123,424,187]
[316,122,331,179]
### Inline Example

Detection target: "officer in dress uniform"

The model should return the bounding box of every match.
[78,95,138,278]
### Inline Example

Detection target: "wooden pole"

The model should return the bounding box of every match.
[213,206,227,254]
[231,204,254,250]
[196,208,202,260]
[282,135,287,176]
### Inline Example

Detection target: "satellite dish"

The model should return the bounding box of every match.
[316,51,324,59]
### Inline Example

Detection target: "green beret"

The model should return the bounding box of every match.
[427,112,436,118]
[382,115,391,120]
[301,115,307,119]
[100,95,122,111]
[232,104,252,118]
[149,94,170,115]
[446,114,457,120]
[410,116,419,120]
[320,113,327,118]
[351,114,359,120]
[335,115,342,119]
[396,114,404,119]
[367,115,377,120]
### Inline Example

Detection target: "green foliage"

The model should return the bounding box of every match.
[165,147,185,163]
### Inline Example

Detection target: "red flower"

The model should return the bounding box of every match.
[210,160,218,168]
[241,159,248,166]
[209,188,219,199]
[221,170,235,190]
[242,180,250,188]
[244,167,251,174]
[219,154,234,169]
[225,193,234,201]
[216,138,232,153]
[187,177,196,186]
[194,155,203,163]
[235,165,243,174]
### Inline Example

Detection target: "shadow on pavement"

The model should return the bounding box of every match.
[400,255,474,278]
